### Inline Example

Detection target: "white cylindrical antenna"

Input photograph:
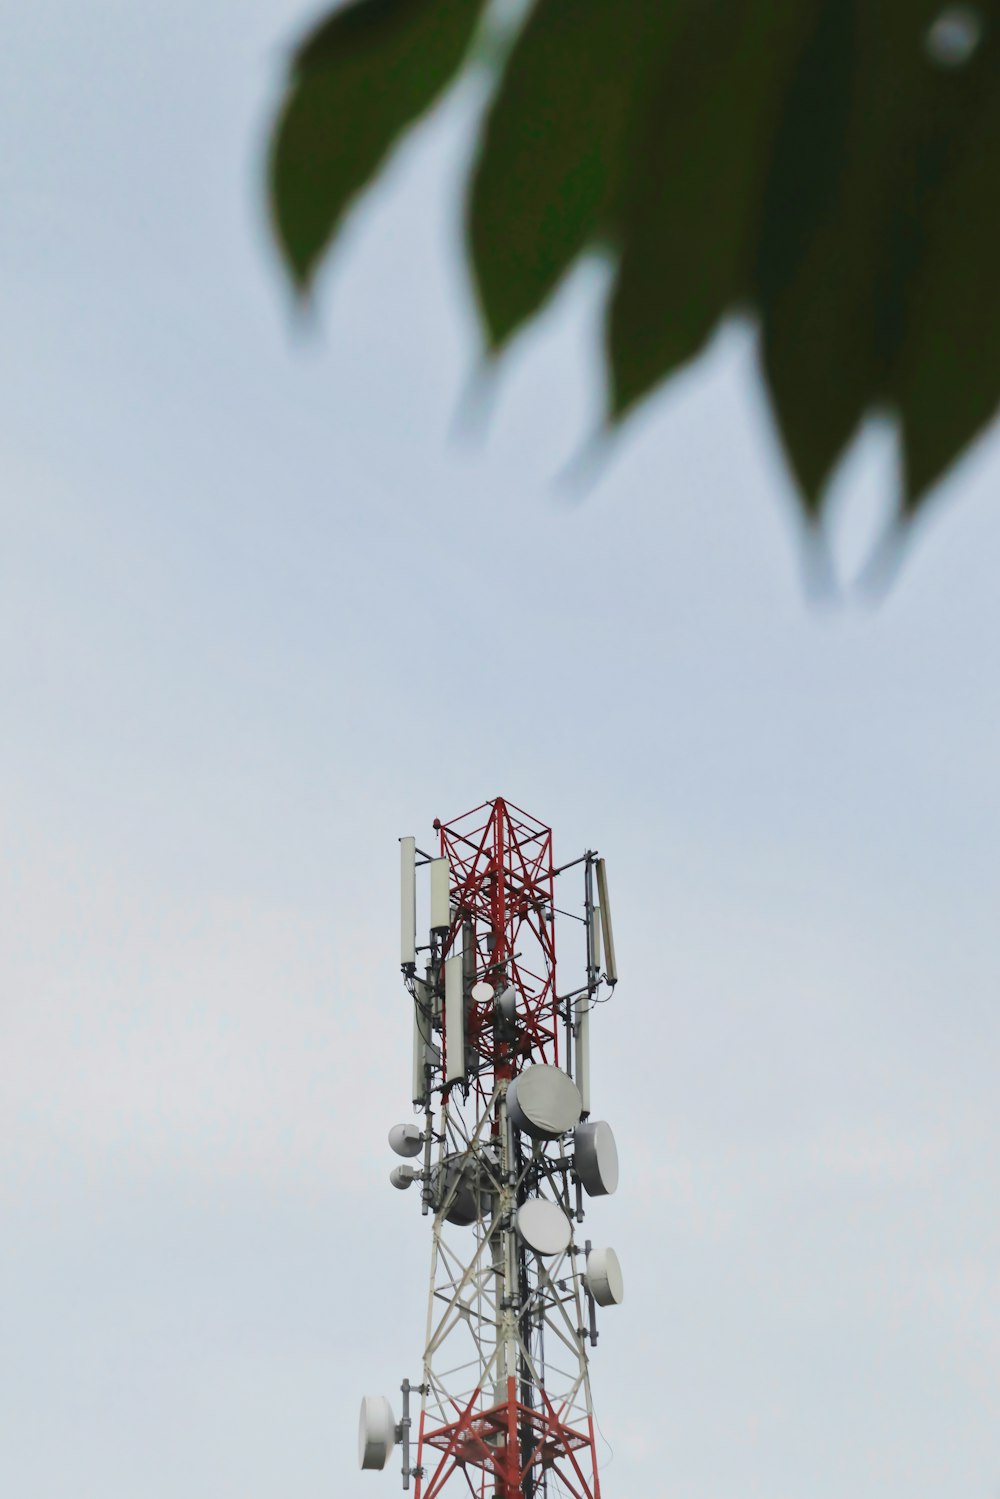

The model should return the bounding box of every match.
[444,953,465,1085]
[575,993,591,1116]
[595,858,617,984]
[400,837,416,969]
[411,978,432,1108]
[430,858,450,934]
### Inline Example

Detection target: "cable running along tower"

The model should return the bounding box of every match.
[360,797,623,1499]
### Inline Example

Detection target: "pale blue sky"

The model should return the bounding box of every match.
[1,4,998,1498]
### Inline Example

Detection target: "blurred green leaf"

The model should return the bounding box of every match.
[752,0,865,508]
[607,0,825,422]
[268,0,1000,530]
[270,0,487,291]
[755,0,999,511]
[467,0,668,350]
[892,23,1000,506]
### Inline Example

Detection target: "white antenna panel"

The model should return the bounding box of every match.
[358,1395,396,1469]
[507,1065,582,1140]
[575,993,591,1117]
[515,1198,572,1257]
[430,858,450,933]
[574,1121,619,1196]
[595,859,617,984]
[585,1247,624,1307]
[400,837,416,968]
[444,953,465,1085]
[411,979,432,1108]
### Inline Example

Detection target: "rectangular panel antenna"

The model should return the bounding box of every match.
[575,993,591,1117]
[595,859,617,984]
[430,858,450,934]
[444,954,465,1085]
[412,978,432,1107]
[400,837,416,969]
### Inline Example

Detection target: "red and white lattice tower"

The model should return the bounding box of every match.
[359,797,622,1499]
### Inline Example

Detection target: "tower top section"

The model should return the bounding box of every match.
[436,796,557,1088]
[369,797,623,1499]
[401,794,617,1114]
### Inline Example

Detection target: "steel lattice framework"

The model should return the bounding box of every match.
[369,797,620,1499]
[437,799,559,1087]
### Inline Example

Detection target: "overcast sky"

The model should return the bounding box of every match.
[1,4,998,1498]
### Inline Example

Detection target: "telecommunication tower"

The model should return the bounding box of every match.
[359,796,622,1499]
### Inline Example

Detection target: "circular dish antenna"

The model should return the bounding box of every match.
[358,1394,396,1470]
[585,1247,624,1307]
[390,1164,419,1191]
[497,984,517,1023]
[388,1123,423,1159]
[432,1152,497,1226]
[515,1198,573,1257]
[574,1121,619,1197]
[507,1065,582,1140]
[471,980,494,1005]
